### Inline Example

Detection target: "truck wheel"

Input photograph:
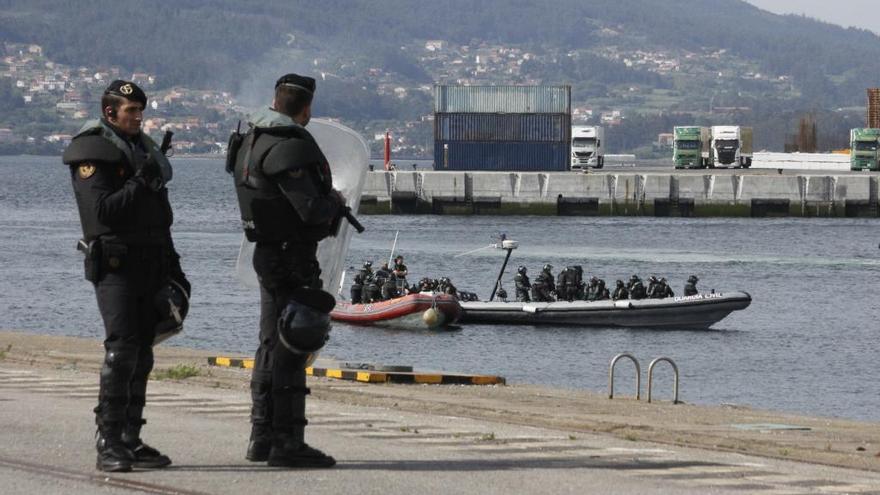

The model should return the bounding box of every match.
[595,158,604,169]
[744,158,752,169]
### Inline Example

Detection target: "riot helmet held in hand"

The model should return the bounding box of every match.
[277,289,336,366]
[153,279,190,345]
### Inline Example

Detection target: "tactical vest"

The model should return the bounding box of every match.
[62,120,174,243]
[232,120,333,243]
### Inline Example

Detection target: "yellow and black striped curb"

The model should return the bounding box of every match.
[207,357,505,386]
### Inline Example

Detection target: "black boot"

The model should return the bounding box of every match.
[246,423,272,462]
[96,423,135,472]
[267,432,335,468]
[122,420,172,469]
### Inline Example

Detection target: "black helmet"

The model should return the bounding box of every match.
[277,289,335,366]
[363,261,372,268]
[153,279,190,345]
[616,279,624,286]
[543,264,553,272]
[631,274,639,281]
[517,265,527,274]
[660,277,667,283]
[589,276,599,283]
[688,275,699,283]
[649,275,658,282]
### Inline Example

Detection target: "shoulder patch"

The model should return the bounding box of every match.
[78,163,96,180]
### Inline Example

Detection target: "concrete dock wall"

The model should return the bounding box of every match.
[359,171,880,217]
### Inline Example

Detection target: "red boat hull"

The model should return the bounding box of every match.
[331,293,462,329]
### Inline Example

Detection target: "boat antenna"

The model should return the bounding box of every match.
[388,230,399,266]
[489,237,518,301]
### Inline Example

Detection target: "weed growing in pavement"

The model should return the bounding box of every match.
[479,432,496,441]
[152,364,201,381]
[0,344,11,360]
[624,433,638,442]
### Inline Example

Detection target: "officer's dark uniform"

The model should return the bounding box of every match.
[629,276,647,300]
[514,267,531,302]
[684,275,699,296]
[612,280,629,301]
[230,75,340,468]
[392,257,408,290]
[62,80,188,473]
[350,273,364,303]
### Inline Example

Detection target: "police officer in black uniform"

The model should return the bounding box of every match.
[62,80,189,472]
[229,74,344,468]
[514,266,531,302]
[684,275,699,296]
[612,280,629,300]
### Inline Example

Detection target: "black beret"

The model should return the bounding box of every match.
[104,80,147,107]
[275,73,316,94]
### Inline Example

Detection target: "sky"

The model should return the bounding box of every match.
[746,0,880,34]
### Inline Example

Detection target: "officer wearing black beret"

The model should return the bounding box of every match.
[62,80,190,472]
[229,73,345,468]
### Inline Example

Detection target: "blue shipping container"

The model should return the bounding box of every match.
[434,141,570,171]
[434,85,571,114]
[435,113,571,142]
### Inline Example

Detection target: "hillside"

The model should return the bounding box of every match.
[1,0,879,154]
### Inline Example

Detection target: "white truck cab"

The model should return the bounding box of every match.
[571,125,605,170]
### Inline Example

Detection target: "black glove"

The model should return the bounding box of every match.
[135,160,164,191]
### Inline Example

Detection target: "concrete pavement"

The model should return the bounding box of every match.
[1,330,880,494]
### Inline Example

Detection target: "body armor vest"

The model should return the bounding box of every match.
[231,110,333,243]
[63,120,174,243]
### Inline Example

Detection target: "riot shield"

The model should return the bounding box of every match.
[235,119,369,291]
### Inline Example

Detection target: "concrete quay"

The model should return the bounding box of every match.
[359,170,880,217]
[2,329,880,494]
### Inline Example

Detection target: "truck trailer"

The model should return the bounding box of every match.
[850,128,880,171]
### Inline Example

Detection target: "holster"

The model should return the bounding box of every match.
[77,239,102,282]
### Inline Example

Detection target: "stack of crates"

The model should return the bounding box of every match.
[868,88,880,128]
[433,85,571,171]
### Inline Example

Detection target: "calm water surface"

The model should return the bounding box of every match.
[2,156,879,421]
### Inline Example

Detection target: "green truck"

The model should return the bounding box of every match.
[850,128,880,171]
[673,126,710,169]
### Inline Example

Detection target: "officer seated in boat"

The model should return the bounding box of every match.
[358,261,374,284]
[595,279,610,300]
[495,285,508,302]
[392,255,408,287]
[558,266,583,302]
[612,280,629,300]
[628,275,647,300]
[684,275,699,296]
[376,262,392,281]
[381,273,399,300]
[350,272,364,303]
[646,275,662,298]
[514,266,531,302]
[439,277,458,297]
[363,276,381,303]
[659,277,674,298]
[531,265,556,302]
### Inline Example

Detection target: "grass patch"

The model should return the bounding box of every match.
[624,433,639,442]
[152,363,201,381]
[478,432,496,442]
[0,344,11,360]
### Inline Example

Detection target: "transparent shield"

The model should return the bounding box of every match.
[235,119,370,291]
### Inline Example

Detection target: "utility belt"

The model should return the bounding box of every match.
[77,236,171,283]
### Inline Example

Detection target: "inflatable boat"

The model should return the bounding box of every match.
[331,293,462,330]
[458,291,751,329]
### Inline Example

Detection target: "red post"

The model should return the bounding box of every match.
[384,131,391,170]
